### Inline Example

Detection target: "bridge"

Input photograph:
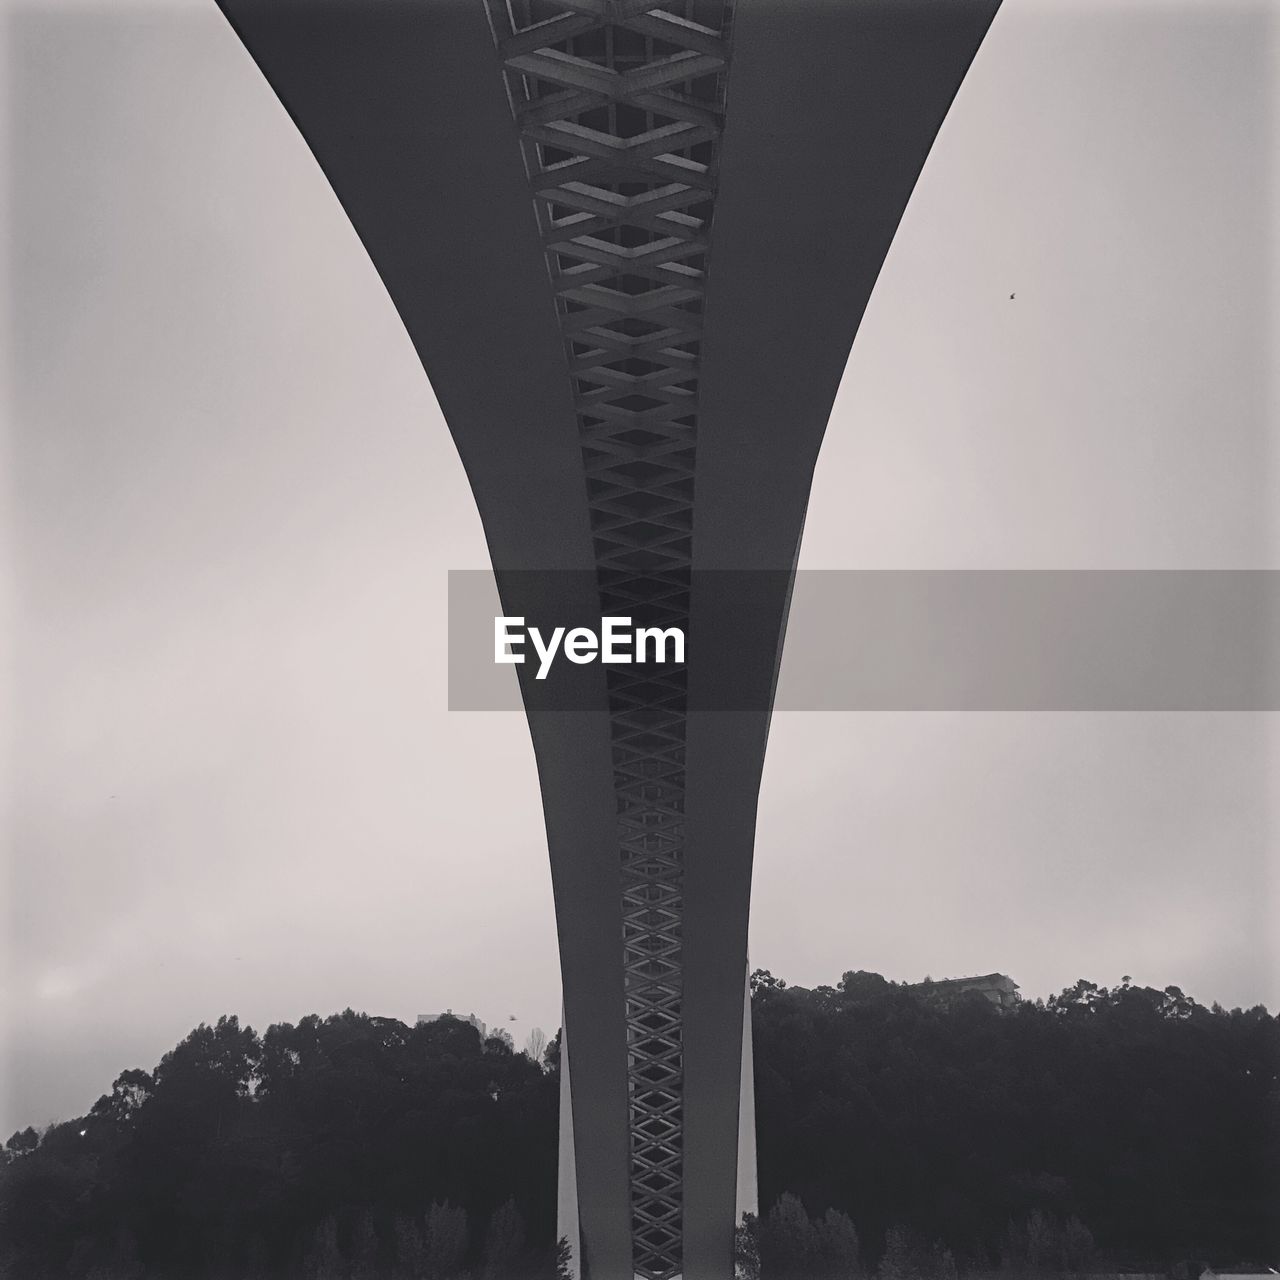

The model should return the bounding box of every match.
[210,2,1002,1276]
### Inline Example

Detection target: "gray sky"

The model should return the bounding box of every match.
[1,0,1277,1136]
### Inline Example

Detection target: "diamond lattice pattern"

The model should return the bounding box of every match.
[481,4,734,1277]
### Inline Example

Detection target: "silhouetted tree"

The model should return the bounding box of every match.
[1,1127,38,1163]
[878,1225,933,1280]
[301,1217,342,1280]
[483,1199,527,1278]
[425,1200,469,1279]
[485,1029,516,1055]
[393,1215,429,1280]
[351,1210,380,1280]
[751,969,787,996]
[813,1208,863,1278]
[546,1237,574,1280]
[736,1213,762,1280]
[760,1193,816,1279]
[542,1031,562,1077]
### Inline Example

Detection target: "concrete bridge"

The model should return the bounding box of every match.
[210,2,1002,1275]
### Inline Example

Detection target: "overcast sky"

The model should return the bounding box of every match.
[1,0,1277,1136]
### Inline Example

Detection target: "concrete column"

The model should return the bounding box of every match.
[558,1014,582,1280]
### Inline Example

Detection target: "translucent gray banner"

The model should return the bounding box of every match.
[447,570,1280,711]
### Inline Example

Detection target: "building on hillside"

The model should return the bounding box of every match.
[914,973,1020,1010]
[417,1009,486,1039]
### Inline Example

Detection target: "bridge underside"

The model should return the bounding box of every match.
[212,2,1001,1276]
[559,976,756,1280]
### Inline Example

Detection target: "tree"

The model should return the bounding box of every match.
[1062,1216,1096,1273]
[1025,1209,1060,1272]
[1,1128,38,1163]
[486,1028,516,1054]
[243,1233,272,1280]
[760,1193,815,1280]
[736,1213,761,1280]
[999,1216,1026,1272]
[524,1028,548,1066]
[813,1208,862,1278]
[153,1015,260,1095]
[751,969,787,996]
[84,1227,142,1280]
[877,1226,931,1280]
[510,1236,574,1280]
[425,1200,469,1279]
[350,1209,380,1280]
[90,1068,154,1128]
[1047,979,1105,1015]
[301,1217,343,1280]
[394,1216,429,1280]
[839,971,892,1004]
[554,1236,574,1279]
[483,1199,527,1278]
[542,1031,562,1076]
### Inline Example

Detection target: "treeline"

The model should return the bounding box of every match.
[1,973,1276,1278]
[750,972,1278,1273]
[0,1014,562,1279]
[738,1196,1109,1280]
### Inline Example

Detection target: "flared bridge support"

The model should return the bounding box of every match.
[209,2,1003,1275]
